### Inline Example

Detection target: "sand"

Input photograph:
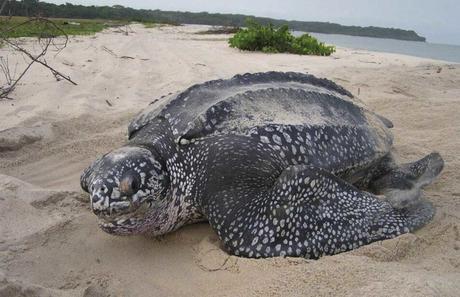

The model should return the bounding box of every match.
[0,24,459,297]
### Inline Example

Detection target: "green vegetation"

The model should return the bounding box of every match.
[0,16,129,38]
[142,22,158,29]
[195,26,240,35]
[229,21,335,56]
[291,33,336,55]
[0,1,426,42]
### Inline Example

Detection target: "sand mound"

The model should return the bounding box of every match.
[0,124,53,152]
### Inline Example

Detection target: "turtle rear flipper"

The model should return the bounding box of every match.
[370,152,444,209]
[206,165,435,259]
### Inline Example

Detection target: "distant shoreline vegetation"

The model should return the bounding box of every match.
[1,1,426,42]
[0,16,130,38]
[229,21,335,56]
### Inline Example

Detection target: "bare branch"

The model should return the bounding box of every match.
[0,14,77,99]
[0,58,35,99]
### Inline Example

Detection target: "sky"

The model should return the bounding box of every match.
[45,0,460,45]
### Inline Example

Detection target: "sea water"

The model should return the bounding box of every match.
[294,31,460,63]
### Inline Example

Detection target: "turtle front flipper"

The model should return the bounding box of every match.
[370,152,444,209]
[205,165,435,259]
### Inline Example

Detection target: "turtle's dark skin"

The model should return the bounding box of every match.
[81,72,444,259]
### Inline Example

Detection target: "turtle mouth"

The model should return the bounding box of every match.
[96,198,153,227]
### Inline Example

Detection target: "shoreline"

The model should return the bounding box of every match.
[334,45,459,65]
[292,30,460,64]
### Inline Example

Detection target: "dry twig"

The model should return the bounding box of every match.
[0,12,77,99]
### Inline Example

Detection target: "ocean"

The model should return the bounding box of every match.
[294,31,460,63]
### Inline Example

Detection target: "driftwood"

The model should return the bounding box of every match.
[0,3,77,100]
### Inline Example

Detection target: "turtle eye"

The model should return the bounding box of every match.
[130,180,137,191]
[120,173,140,196]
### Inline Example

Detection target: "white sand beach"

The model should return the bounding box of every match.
[1,24,459,296]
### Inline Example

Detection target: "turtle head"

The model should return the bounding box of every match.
[81,145,170,235]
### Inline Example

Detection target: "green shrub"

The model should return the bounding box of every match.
[291,34,335,56]
[229,20,335,56]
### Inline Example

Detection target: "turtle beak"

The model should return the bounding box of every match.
[90,177,140,220]
[90,182,112,216]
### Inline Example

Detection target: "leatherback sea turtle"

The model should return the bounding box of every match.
[81,72,444,259]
